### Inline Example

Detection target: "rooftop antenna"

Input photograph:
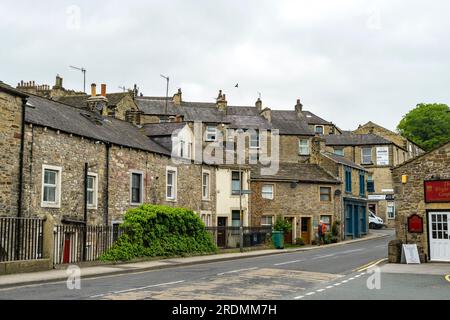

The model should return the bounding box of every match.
[258,92,262,99]
[160,74,169,114]
[69,66,87,93]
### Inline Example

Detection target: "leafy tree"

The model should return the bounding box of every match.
[397,103,450,151]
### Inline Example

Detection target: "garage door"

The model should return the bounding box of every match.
[428,212,450,262]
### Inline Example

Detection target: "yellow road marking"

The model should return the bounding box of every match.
[356,258,387,272]
[445,275,450,283]
[353,260,376,272]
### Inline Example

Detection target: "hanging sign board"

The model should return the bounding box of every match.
[376,147,389,166]
[424,180,450,203]
[401,244,421,264]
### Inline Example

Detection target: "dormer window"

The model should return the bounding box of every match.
[315,125,324,135]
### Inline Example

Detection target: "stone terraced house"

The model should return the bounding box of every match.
[0,82,217,228]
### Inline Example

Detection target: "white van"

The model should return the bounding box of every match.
[369,210,384,229]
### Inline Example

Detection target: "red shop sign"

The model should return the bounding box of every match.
[424,180,450,203]
[408,214,423,233]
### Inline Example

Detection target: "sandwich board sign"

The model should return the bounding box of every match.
[401,244,421,264]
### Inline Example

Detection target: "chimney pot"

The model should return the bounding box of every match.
[91,83,97,97]
[101,84,107,97]
[295,98,303,116]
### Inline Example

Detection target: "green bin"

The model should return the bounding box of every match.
[272,231,284,249]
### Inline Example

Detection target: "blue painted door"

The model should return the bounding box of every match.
[353,205,360,238]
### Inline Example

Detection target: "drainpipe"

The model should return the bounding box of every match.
[105,143,111,226]
[82,162,88,261]
[17,97,27,217]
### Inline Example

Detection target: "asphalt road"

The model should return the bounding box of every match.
[0,230,395,300]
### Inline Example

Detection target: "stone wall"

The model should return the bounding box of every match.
[0,92,23,216]
[279,135,311,163]
[392,143,450,262]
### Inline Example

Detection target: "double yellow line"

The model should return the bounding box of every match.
[354,258,387,272]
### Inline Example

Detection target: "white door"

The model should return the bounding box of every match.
[428,212,450,262]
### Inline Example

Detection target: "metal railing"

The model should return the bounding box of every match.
[206,226,272,249]
[53,224,126,265]
[0,217,44,262]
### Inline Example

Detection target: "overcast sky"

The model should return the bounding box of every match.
[1,0,449,130]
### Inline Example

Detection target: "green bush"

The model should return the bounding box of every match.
[101,204,217,261]
[273,217,292,233]
[295,238,305,246]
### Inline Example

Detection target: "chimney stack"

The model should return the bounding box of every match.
[216,90,227,113]
[173,88,182,106]
[101,84,107,97]
[91,83,97,97]
[295,99,303,117]
[255,97,262,112]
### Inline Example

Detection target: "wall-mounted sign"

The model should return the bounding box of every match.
[368,195,386,200]
[424,180,450,203]
[385,194,395,201]
[408,214,423,233]
[376,147,389,166]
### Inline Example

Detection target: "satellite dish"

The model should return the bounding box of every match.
[334,189,342,196]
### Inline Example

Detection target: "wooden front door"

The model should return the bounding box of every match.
[217,217,227,248]
[284,217,293,244]
[301,217,311,244]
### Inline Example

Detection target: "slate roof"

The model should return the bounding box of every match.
[143,122,188,137]
[25,94,170,155]
[325,133,391,146]
[322,152,367,171]
[302,111,332,125]
[56,92,132,109]
[270,111,314,135]
[251,163,340,184]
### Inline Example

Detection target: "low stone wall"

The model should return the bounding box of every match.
[0,259,52,275]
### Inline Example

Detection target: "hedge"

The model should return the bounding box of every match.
[101,204,217,261]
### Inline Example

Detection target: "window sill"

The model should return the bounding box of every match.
[166,199,177,202]
[130,202,143,207]
[41,203,61,209]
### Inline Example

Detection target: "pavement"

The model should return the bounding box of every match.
[0,229,395,299]
[0,230,388,289]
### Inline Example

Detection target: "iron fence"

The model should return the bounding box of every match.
[0,217,44,262]
[206,226,272,249]
[53,224,126,265]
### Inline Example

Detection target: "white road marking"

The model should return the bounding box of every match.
[305,292,316,296]
[341,280,348,283]
[316,289,325,292]
[294,295,304,300]
[334,283,342,286]
[217,267,258,276]
[274,260,303,266]
[326,285,334,289]
[90,280,186,298]
[339,249,364,254]
[354,275,361,278]
[312,254,335,259]
[348,277,355,280]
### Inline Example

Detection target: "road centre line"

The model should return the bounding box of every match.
[274,260,303,266]
[217,267,258,276]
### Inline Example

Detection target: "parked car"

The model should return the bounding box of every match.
[369,211,384,229]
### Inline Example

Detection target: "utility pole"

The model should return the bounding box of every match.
[160,74,169,114]
[69,66,87,93]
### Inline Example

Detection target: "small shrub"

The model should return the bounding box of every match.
[273,217,292,233]
[295,238,305,246]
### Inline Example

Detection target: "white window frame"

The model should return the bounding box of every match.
[41,165,62,208]
[130,170,144,206]
[261,215,273,227]
[202,170,210,201]
[299,139,310,155]
[361,147,373,164]
[166,166,178,201]
[87,172,98,210]
[314,125,324,135]
[262,184,274,200]
[249,131,260,149]
[205,126,217,142]
[180,139,185,158]
[387,202,395,220]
